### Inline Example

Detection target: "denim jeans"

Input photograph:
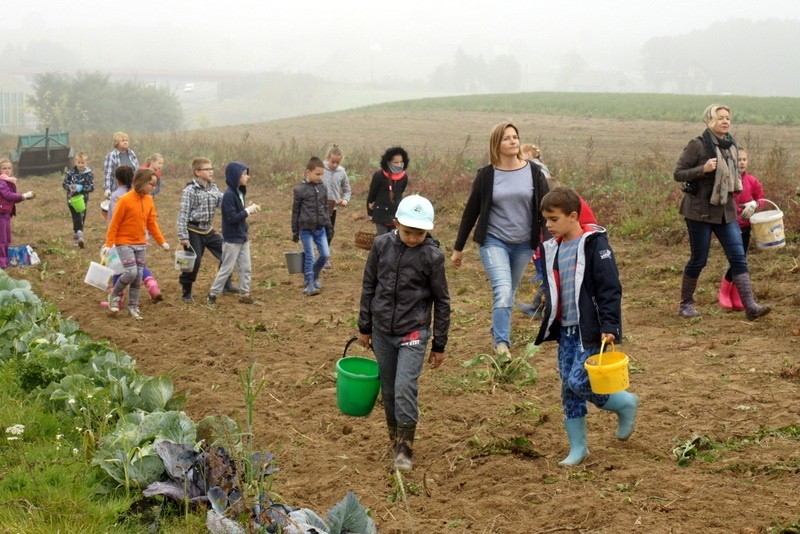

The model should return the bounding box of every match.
[724,226,751,280]
[300,228,330,283]
[371,328,430,425]
[479,234,533,347]
[558,326,609,419]
[684,218,748,279]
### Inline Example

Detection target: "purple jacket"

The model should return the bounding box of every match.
[0,177,24,216]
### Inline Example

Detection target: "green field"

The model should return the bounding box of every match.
[352,92,800,125]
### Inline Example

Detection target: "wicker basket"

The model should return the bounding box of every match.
[354,228,376,250]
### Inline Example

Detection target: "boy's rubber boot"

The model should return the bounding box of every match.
[144,276,162,302]
[600,391,639,440]
[394,423,416,472]
[728,279,745,311]
[679,275,700,318]
[181,283,194,303]
[717,276,733,310]
[387,419,398,443]
[732,274,771,320]
[559,417,590,467]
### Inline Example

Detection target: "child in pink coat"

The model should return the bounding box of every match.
[0,159,35,269]
[718,147,766,310]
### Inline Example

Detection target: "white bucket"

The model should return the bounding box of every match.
[750,199,785,250]
[174,247,197,272]
[284,251,305,274]
[84,261,114,290]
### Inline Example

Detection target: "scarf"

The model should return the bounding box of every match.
[702,129,741,206]
[0,173,17,185]
[381,169,406,201]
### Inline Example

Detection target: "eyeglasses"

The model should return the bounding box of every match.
[199,167,213,171]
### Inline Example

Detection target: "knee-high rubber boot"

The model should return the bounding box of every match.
[181,283,194,303]
[559,417,589,467]
[394,422,416,471]
[600,391,639,440]
[144,276,162,302]
[717,276,733,310]
[679,275,700,318]
[387,419,398,443]
[732,273,771,320]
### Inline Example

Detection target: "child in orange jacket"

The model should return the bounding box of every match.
[103,169,169,319]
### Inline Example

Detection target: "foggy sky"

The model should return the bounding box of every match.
[4,0,800,86]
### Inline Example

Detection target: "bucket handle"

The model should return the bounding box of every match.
[182,244,196,254]
[342,336,369,358]
[596,339,615,367]
[756,198,781,213]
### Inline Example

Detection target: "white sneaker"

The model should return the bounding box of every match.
[127,307,143,320]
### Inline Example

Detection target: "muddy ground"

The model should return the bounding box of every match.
[7,113,800,533]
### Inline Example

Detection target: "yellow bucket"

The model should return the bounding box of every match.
[584,340,629,395]
[750,199,785,250]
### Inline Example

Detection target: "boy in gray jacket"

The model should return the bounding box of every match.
[291,157,332,295]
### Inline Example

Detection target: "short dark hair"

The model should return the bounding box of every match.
[115,165,134,187]
[541,186,582,216]
[306,156,324,171]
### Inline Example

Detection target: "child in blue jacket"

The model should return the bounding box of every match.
[62,151,95,248]
[534,187,638,467]
[206,162,261,307]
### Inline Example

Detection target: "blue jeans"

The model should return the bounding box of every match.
[479,234,533,347]
[684,218,748,279]
[371,328,430,425]
[558,326,609,419]
[300,228,330,284]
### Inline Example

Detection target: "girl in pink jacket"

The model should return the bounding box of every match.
[0,159,35,269]
[718,148,765,310]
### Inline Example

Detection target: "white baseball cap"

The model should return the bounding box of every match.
[395,195,434,230]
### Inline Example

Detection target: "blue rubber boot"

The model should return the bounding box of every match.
[559,417,589,467]
[601,391,639,440]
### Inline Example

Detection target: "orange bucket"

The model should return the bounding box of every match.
[584,340,629,394]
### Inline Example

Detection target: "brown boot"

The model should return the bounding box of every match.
[732,274,771,320]
[394,423,416,471]
[679,275,700,318]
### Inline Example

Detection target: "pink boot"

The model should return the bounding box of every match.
[144,276,163,302]
[729,280,745,311]
[718,277,734,310]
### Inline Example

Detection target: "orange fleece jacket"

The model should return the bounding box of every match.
[104,190,166,247]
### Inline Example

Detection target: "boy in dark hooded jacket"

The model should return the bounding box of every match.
[534,187,638,467]
[206,162,261,308]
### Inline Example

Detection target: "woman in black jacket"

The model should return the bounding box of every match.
[451,122,549,357]
[366,146,409,236]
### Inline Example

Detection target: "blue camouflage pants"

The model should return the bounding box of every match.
[558,326,609,419]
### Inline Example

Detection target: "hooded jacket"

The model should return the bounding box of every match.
[359,230,450,353]
[534,225,622,351]
[322,161,351,204]
[220,162,250,243]
[366,147,409,225]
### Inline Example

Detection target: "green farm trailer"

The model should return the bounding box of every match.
[10,129,74,176]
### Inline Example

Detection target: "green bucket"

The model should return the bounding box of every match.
[69,194,86,213]
[336,338,380,417]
